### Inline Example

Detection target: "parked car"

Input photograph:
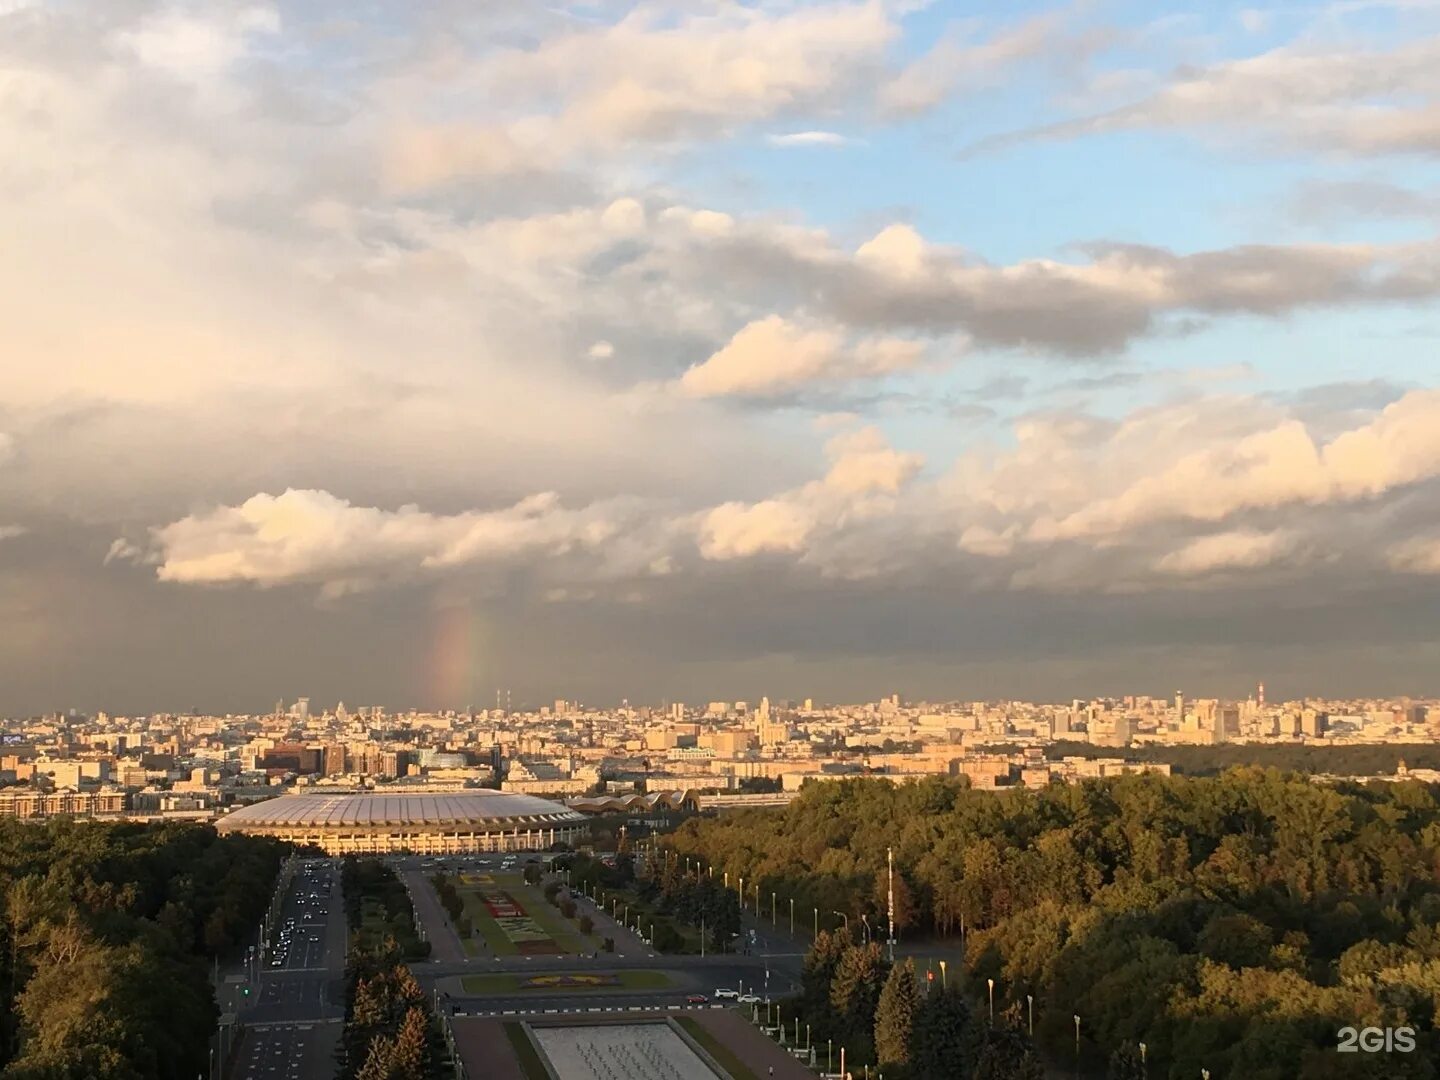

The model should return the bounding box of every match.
[737,994,760,1004]
[713,988,738,999]
[685,994,708,1004]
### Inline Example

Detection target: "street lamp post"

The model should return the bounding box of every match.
[832,910,849,936]
[1027,994,1034,1037]
[771,891,776,926]
[987,978,994,1024]
[790,897,795,936]
[938,960,947,990]
[1139,1042,1147,1076]
[814,907,819,938]
[1074,1015,1081,1066]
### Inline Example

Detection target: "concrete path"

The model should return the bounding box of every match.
[401,869,468,964]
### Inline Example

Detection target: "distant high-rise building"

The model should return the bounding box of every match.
[1174,691,1185,726]
[292,697,310,722]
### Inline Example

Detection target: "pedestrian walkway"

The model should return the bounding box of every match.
[401,869,467,964]
[690,1010,816,1079]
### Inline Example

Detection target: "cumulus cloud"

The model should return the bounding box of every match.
[1152,529,1295,577]
[0,526,25,543]
[1029,389,1440,541]
[144,489,641,589]
[380,2,897,187]
[123,388,1440,605]
[677,316,927,398]
[694,426,924,566]
[668,218,1440,355]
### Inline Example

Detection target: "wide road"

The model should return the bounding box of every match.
[231,859,347,1080]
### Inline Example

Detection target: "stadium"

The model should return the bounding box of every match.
[214,790,587,855]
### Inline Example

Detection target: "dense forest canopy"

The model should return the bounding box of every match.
[665,770,1440,1078]
[1041,740,1440,777]
[0,819,284,1079]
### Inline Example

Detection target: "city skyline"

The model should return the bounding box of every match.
[5,1,1440,713]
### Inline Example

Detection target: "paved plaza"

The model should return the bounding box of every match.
[531,1022,721,1080]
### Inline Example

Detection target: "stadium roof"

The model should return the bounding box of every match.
[216,790,584,830]
[566,790,698,814]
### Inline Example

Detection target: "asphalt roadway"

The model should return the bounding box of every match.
[230,859,347,1080]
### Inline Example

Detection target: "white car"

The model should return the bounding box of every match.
[737,994,760,1005]
[713,988,739,999]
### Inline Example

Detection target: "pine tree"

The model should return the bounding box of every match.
[829,941,887,1063]
[909,984,971,1080]
[875,957,919,1068]
[802,930,849,1025]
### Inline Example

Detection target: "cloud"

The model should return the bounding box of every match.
[879,12,1094,117]
[649,216,1440,356]
[1152,529,1295,576]
[1010,389,1440,542]
[696,499,816,559]
[0,526,25,543]
[694,425,923,568]
[143,488,646,589]
[1289,180,1440,224]
[968,35,1440,158]
[677,316,927,398]
[379,2,898,187]
[1390,537,1440,575]
[587,340,616,360]
[765,131,853,147]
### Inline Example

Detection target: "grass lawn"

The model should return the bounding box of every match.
[459,887,517,956]
[676,1016,759,1080]
[460,970,672,994]
[502,1022,550,1080]
[457,873,598,957]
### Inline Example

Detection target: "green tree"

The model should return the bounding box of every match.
[830,940,888,1061]
[1107,1042,1146,1080]
[910,984,971,1080]
[875,957,920,1068]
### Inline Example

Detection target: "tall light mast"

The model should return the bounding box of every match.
[887,846,895,963]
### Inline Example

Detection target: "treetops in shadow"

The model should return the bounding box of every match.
[0,818,284,1080]
[664,769,1440,1078]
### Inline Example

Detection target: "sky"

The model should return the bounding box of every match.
[3,0,1440,714]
